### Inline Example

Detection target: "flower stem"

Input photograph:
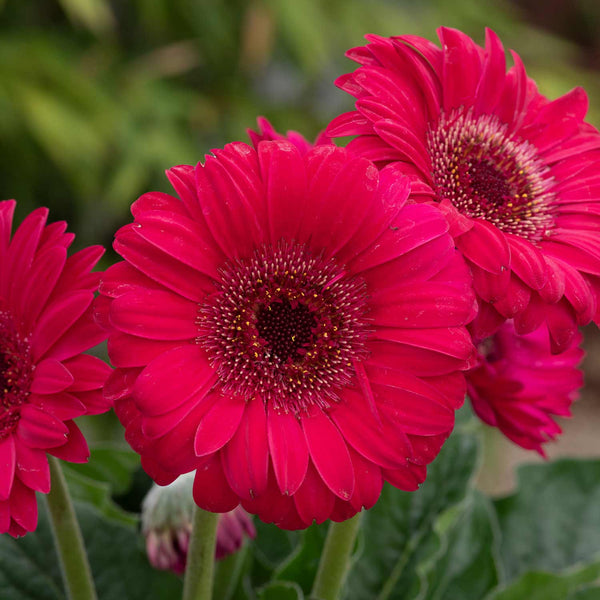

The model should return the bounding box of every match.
[182,506,220,600]
[46,456,97,600]
[311,513,362,600]
[213,542,248,600]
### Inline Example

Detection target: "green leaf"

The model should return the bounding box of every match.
[0,507,64,600]
[258,581,305,600]
[56,0,115,35]
[59,444,140,527]
[63,445,140,496]
[419,490,500,600]
[344,427,480,600]
[485,561,600,600]
[251,519,300,571]
[0,500,182,600]
[273,523,328,596]
[493,459,600,581]
[567,587,600,600]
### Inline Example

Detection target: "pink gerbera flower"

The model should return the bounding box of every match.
[0,201,111,537]
[327,27,600,352]
[98,140,477,529]
[467,321,583,455]
[247,116,331,154]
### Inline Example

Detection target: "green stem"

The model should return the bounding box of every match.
[213,541,248,600]
[182,507,220,600]
[46,456,97,600]
[311,513,362,600]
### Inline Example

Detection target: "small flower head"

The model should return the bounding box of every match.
[99,140,477,528]
[247,116,331,154]
[0,201,111,537]
[467,321,583,455]
[328,28,600,352]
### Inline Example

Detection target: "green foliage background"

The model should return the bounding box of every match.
[2,3,600,598]
[2,0,600,254]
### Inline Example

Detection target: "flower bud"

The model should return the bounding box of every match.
[141,472,256,574]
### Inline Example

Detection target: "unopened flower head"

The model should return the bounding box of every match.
[142,473,255,574]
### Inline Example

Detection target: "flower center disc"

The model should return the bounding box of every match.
[256,299,317,362]
[0,310,32,439]
[198,242,369,414]
[427,109,556,241]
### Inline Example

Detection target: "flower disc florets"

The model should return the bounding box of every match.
[428,109,556,242]
[0,311,33,439]
[199,242,368,413]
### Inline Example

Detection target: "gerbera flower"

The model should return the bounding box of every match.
[247,116,331,154]
[98,140,477,529]
[0,200,111,537]
[467,321,583,455]
[327,28,600,352]
[142,473,255,574]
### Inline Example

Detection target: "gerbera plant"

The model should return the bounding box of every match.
[5,23,600,600]
[327,27,600,353]
[96,140,477,597]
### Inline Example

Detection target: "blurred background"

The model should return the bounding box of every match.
[3,0,599,494]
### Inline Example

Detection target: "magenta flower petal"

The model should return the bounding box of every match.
[133,345,216,415]
[330,388,411,470]
[31,292,93,361]
[193,392,245,457]
[114,226,212,300]
[302,411,355,501]
[47,421,89,464]
[258,140,308,242]
[222,399,269,501]
[134,211,223,280]
[19,246,66,331]
[267,403,309,496]
[99,141,476,528]
[293,462,335,525]
[16,444,50,494]
[62,355,112,392]
[107,333,180,368]
[193,454,239,513]
[9,479,38,532]
[110,289,199,340]
[29,392,86,421]
[30,359,74,394]
[0,437,16,500]
[248,116,332,155]
[17,405,69,448]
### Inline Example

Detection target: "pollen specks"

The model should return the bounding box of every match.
[427,109,556,242]
[197,242,369,414]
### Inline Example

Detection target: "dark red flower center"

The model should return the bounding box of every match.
[198,242,369,414]
[256,299,317,362]
[427,109,556,241]
[0,310,32,439]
